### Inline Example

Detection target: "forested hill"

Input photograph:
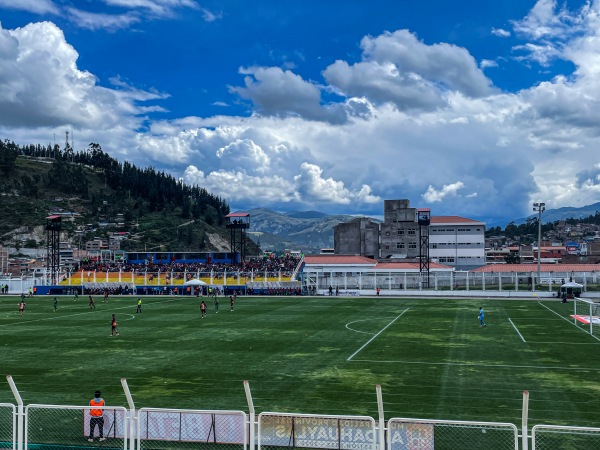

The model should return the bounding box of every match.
[0,140,239,252]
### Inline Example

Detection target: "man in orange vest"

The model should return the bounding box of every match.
[88,390,106,442]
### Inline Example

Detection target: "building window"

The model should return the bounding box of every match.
[432,243,438,249]
[396,243,405,249]
[397,229,405,235]
[408,243,417,249]
[408,229,416,235]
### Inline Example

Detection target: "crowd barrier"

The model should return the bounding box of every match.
[3,377,599,450]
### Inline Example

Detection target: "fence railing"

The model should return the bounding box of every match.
[3,380,600,450]
[258,412,377,450]
[0,403,15,450]
[531,424,600,450]
[302,270,600,294]
[137,407,247,450]
[387,417,519,450]
[25,404,128,449]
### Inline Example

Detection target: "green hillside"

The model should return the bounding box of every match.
[0,141,258,254]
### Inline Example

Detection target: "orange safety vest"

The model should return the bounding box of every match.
[89,398,105,417]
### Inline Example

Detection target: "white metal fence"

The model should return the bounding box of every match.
[387,418,519,450]
[0,403,15,450]
[137,408,247,450]
[25,404,128,449]
[531,424,600,449]
[258,412,377,450]
[302,270,600,295]
[3,380,600,450]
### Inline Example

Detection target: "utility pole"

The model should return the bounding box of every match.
[533,202,546,284]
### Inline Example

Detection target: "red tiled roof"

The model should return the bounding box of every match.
[373,261,454,270]
[471,264,600,273]
[506,246,566,251]
[304,255,377,265]
[430,216,482,224]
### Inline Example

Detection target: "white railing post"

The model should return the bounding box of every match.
[376,385,385,450]
[121,378,136,450]
[244,380,255,450]
[522,390,529,450]
[7,374,23,450]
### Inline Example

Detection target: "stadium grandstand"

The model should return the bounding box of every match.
[54,251,303,296]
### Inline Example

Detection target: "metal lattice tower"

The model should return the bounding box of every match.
[418,208,430,289]
[46,215,62,284]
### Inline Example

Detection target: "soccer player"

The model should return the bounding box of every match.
[478,307,486,327]
[103,290,109,302]
[53,297,58,312]
[88,390,106,442]
[110,314,119,336]
[18,300,25,316]
[230,295,234,312]
[200,300,207,318]
[73,291,79,301]
[89,295,95,309]
[214,297,219,313]
[136,299,142,314]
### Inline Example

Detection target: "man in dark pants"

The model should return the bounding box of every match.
[88,390,106,442]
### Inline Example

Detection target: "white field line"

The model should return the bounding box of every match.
[350,359,600,372]
[0,298,176,329]
[508,318,526,343]
[345,320,376,335]
[347,308,409,361]
[526,341,599,345]
[537,301,600,343]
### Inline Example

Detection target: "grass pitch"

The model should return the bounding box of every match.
[0,295,599,428]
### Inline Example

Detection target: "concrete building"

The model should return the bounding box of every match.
[333,217,379,259]
[379,199,420,259]
[333,199,487,270]
[429,216,486,269]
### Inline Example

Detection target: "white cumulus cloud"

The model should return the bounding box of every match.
[422,182,466,203]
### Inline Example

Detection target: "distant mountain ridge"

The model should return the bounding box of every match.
[515,202,600,226]
[244,208,363,253]
[245,203,600,253]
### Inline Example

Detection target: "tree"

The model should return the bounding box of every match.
[504,252,520,264]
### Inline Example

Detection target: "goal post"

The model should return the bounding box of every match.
[573,298,600,336]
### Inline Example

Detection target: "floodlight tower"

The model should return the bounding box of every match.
[533,202,546,283]
[225,212,250,263]
[418,208,431,289]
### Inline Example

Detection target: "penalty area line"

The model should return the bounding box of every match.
[347,308,409,361]
[508,318,526,343]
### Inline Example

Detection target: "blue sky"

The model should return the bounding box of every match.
[0,0,598,225]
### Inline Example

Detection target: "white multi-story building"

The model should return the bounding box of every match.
[429,216,486,269]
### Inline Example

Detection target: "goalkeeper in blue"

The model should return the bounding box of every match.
[478,307,486,327]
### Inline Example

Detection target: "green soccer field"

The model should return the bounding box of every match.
[0,295,599,428]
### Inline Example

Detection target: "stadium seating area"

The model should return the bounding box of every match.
[61,255,303,290]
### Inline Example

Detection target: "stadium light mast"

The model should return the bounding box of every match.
[533,202,546,283]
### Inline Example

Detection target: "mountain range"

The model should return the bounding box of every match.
[244,208,364,253]
[518,202,600,225]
